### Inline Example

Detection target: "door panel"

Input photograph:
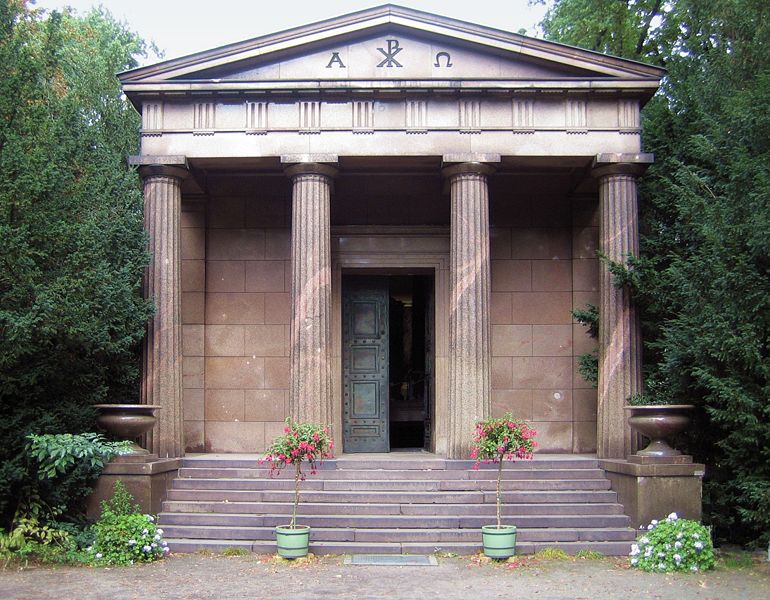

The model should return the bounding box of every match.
[343,277,389,452]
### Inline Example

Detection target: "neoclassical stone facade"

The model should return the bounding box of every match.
[121,5,663,459]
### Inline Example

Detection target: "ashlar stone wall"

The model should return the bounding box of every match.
[182,178,293,453]
[488,176,599,453]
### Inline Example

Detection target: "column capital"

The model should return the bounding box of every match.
[442,154,499,179]
[283,162,339,180]
[441,161,497,179]
[592,153,654,179]
[129,155,189,180]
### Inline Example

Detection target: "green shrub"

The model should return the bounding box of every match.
[87,482,168,566]
[0,1,153,531]
[0,493,93,566]
[88,512,168,566]
[100,481,140,517]
[27,433,131,480]
[630,513,715,573]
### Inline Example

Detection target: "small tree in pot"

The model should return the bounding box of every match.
[261,418,334,558]
[471,413,537,559]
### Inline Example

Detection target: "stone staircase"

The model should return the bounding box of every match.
[159,454,636,555]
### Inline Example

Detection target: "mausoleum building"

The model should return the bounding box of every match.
[120,4,664,461]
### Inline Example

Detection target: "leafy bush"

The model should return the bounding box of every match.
[89,513,168,566]
[630,513,715,573]
[27,433,131,479]
[0,492,93,566]
[87,482,168,566]
[100,480,141,517]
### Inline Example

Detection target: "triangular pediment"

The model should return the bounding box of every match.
[180,28,604,83]
[120,4,664,89]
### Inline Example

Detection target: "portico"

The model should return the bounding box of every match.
[121,5,664,460]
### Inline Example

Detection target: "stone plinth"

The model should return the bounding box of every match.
[285,162,337,426]
[444,162,495,459]
[600,458,705,528]
[593,157,650,459]
[134,157,188,458]
[85,457,180,518]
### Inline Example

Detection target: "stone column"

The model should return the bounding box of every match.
[443,162,495,459]
[593,157,649,458]
[136,159,188,458]
[285,162,337,426]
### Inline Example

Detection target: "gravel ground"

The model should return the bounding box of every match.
[1,552,769,600]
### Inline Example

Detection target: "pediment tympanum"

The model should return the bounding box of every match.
[120,4,663,93]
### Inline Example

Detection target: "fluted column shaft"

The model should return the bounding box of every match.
[139,164,187,458]
[444,163,494,459]
[286,163,337,426]
[595,165,644,458]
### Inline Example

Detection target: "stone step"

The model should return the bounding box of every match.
[177,467,606,480]
[158,511,630,529]
[163,490,618,510]
[163,497,622,516]
[163,537,633,556]
[172,476,611,492]
[338,458,600,471]
[180,456,600,471]
[159,524,636,543]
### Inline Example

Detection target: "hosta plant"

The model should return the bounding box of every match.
[261,418,334,529]
[471,414,537,529]
[630,513,715,573]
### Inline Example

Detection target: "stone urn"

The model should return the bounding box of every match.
[624,404,694,458]
[93,404,161,455]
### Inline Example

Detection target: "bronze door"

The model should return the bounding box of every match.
[342,276,390,452]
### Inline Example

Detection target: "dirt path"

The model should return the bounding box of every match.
[1,553,769,600]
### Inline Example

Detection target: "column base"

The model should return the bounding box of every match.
[85,457,180,518]
[600,458,705,529]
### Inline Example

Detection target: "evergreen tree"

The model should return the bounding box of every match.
[0,0,152,526]
[538,0,770,545]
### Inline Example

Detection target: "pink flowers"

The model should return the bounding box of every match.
[262,418,334,480]
[470,413,537,467]
[262,418,335,530]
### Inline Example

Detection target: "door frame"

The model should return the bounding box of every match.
[331,225,449,455]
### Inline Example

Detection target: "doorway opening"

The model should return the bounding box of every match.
[341,274,434,453]
[388,275,432,450]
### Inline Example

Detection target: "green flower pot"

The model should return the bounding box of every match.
[275,525,310,559]
[482,525,517,559]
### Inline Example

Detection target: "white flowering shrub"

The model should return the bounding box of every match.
[88,513,169,566]
[630,513,715,573]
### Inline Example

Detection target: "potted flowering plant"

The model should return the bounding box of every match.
[471,413,537,559]
[261,418,334,558]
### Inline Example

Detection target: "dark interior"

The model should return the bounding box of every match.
[388,275,433,450]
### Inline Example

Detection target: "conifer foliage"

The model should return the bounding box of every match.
[0,1,152,527]
[538,0,770,545]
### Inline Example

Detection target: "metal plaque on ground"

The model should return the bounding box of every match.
[345,554,438,566]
